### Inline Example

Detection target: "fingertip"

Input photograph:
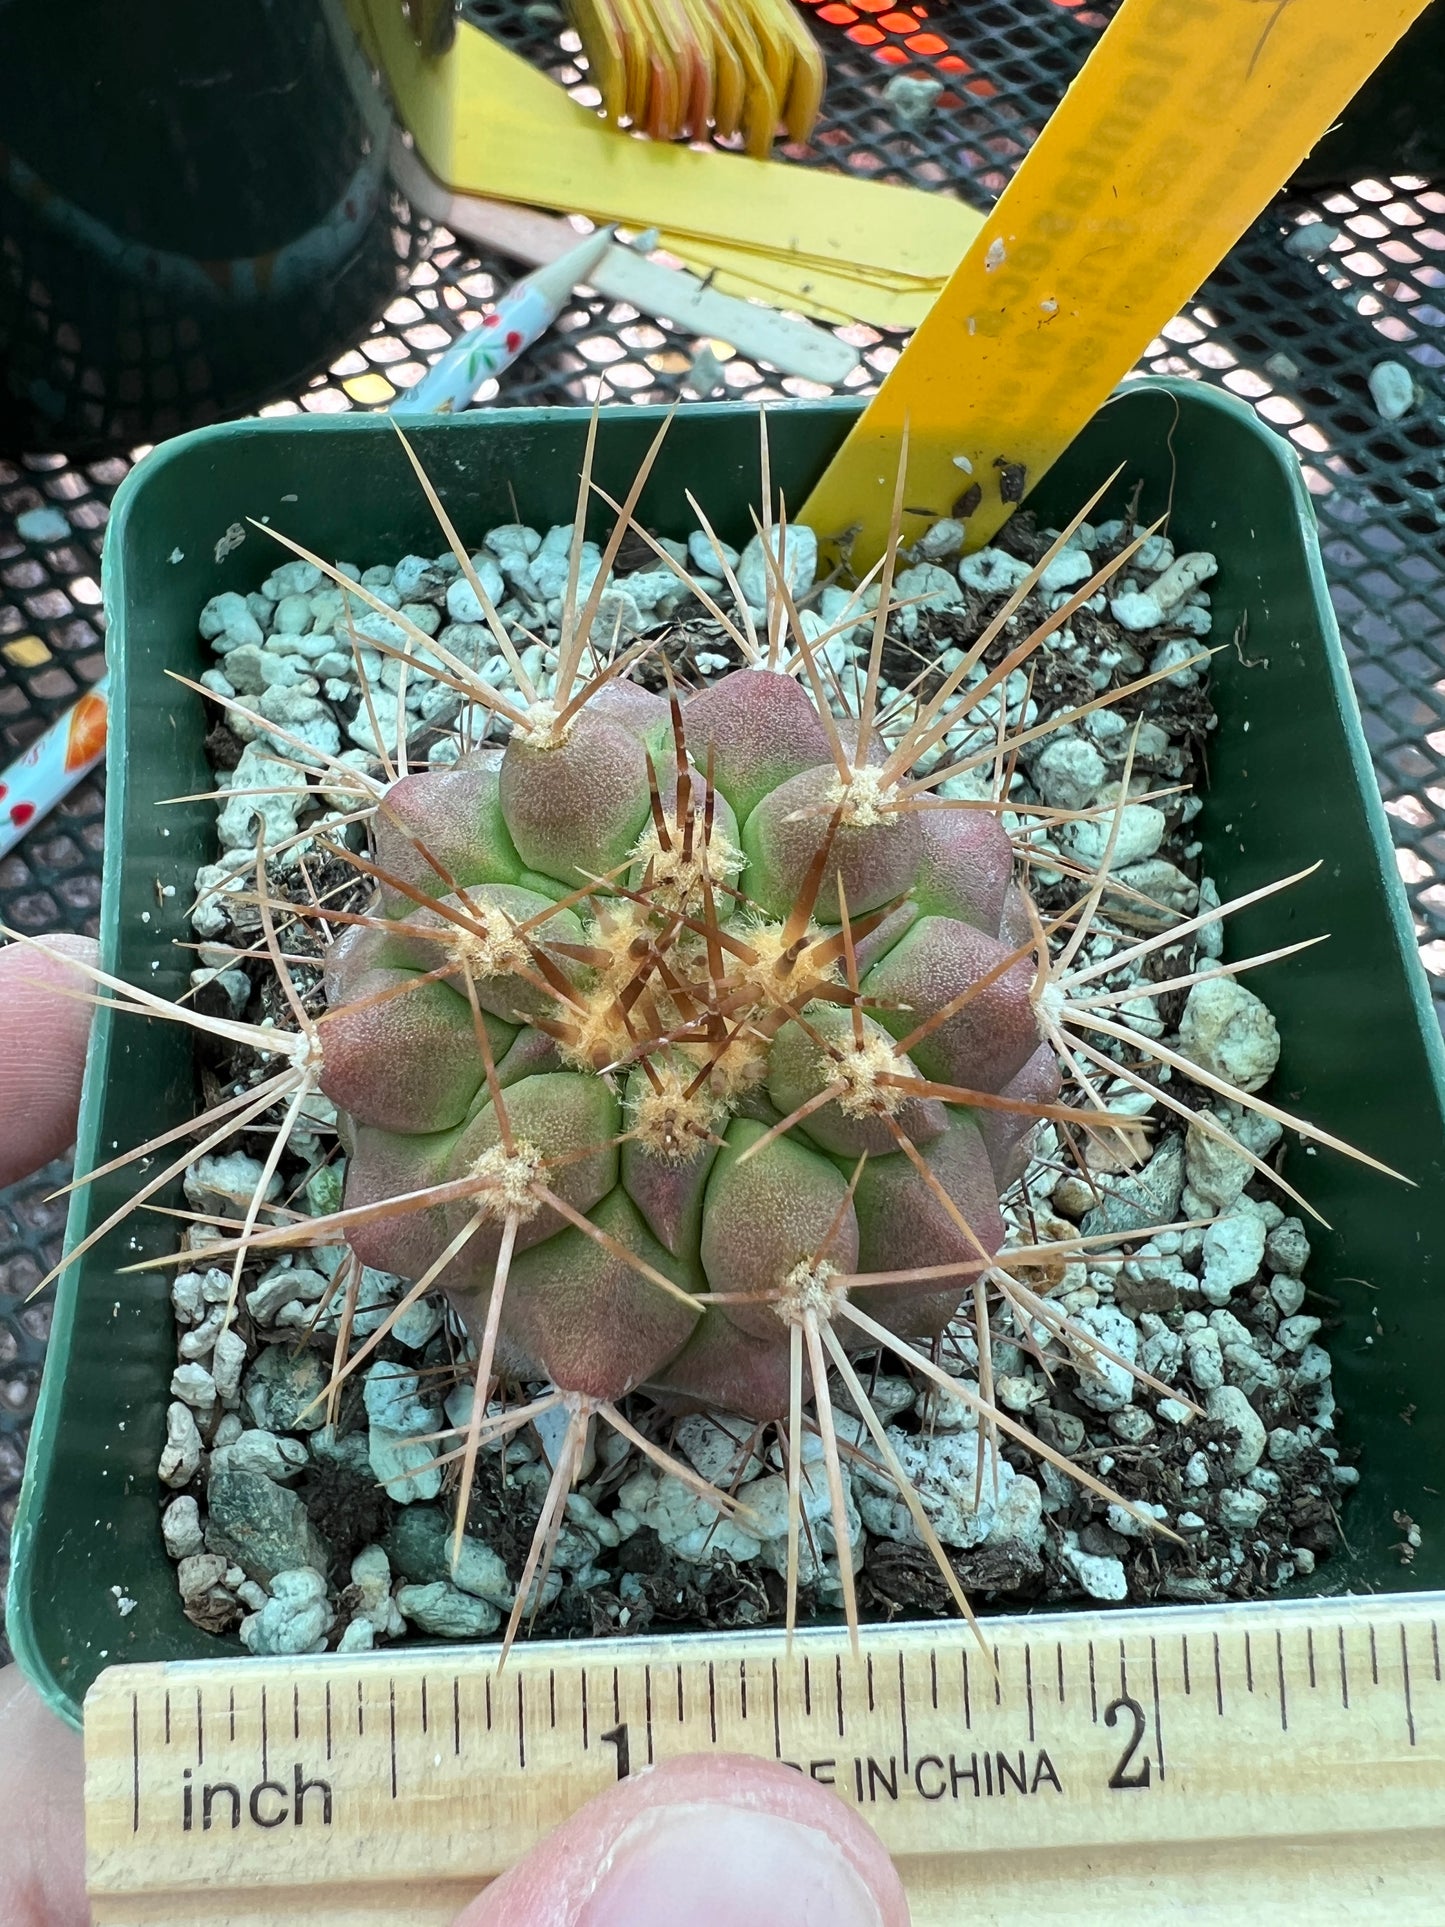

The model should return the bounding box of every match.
[0,933,100,1189]
[450,1752,908,1927]
[0,1666,87,1927]
[17,933,101,969]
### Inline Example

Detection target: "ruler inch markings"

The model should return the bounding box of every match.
[130,1693,140,1836]
[1339,1624,1350,1709]
[83,1595,1445,1925]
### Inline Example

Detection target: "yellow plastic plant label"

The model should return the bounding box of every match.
[632,0,681,136]
[739,0,793,105]
[570,0,628,120]
[669,0,719,138]
[712,0,781,157]
[652,236,950,328]
[778,2,827,144]
[702,0,747,141]
[800,0,1436,566]
[607,0,646,122]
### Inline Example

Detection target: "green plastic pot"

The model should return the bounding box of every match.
[10,382,1445,1727]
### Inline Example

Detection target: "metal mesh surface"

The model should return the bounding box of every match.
[2,0,1442,1654]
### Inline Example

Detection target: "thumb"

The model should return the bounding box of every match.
[450,1753,909,1927]
[0,1667,87,1927]
[0,933,99,1188]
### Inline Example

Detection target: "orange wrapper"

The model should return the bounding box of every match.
[0,675,109,858]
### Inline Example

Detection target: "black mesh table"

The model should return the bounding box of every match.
[3,0,1441,1655]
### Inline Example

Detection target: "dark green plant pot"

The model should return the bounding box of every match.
[0,0,428,457]
[10,382,1445,1727]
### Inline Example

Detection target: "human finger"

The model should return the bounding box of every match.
[0,1667,88,1927]
[449,1751,909,1927]
[0,933,99,1187]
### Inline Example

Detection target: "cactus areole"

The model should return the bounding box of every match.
[319,665,1061,1425]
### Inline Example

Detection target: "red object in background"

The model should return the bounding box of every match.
[796,0,1108,99]
[794,0,994,94]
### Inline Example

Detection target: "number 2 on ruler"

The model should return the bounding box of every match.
[1104,1696,1151,1790]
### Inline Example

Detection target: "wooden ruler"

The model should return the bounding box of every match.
[798,0,1435,563]
[85,1593,1445,1924]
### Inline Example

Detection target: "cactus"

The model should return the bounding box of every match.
[326,676,1051,1387]
[6,420,1399,1654]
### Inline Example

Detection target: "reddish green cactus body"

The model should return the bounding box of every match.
[320,664,1043,1425]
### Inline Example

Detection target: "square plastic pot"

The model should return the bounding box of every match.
[11,381,1445,1726]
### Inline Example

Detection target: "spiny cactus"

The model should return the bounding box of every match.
[325,669,1056,1384]
[9,417,1398,1657]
